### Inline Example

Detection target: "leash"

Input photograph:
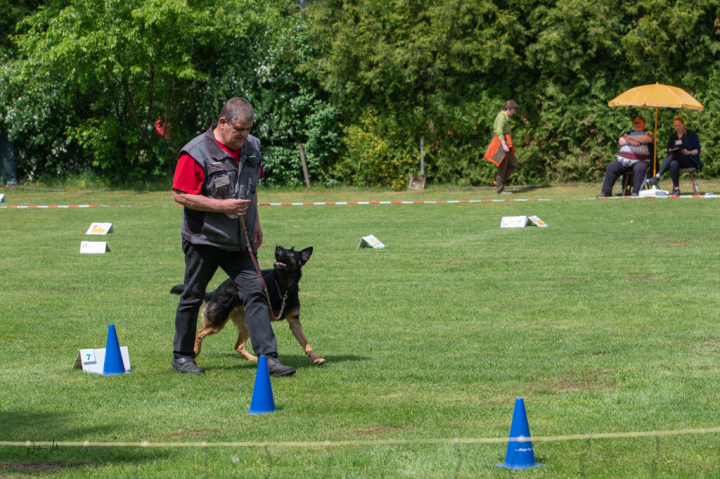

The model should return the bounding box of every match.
[239,217,287,321]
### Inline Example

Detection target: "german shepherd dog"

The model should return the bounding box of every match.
[170,246,324,365]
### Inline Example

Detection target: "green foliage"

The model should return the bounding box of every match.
[334,109,416,190]
[0,0,342,186]
[241,24,343,187]
[2,0,221,181]
[5,0,720,187]
[0,0,47,56]
[305,0,720,185]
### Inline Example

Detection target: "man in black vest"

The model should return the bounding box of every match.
[171,98,295,376]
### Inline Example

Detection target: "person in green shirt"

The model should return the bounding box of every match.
[492,100,519,194]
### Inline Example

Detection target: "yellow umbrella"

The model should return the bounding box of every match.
[608,83,704,175]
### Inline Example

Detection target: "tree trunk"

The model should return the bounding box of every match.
[122,75,152,147]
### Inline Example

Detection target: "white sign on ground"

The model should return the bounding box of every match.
[0,194,4,203]
[73,347,130,374]
[358,235,385,249]
[86,223,114,235]
[528,216,548,227]
[80,241,111,254]
[501,216,547,228]
[501,216,528,228]
[639,189,668,197]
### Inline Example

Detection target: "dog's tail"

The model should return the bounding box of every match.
[170,284,213,302]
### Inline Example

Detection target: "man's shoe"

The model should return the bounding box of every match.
[647,176,659,187]
[171,357,205,374]
[671,188,681,196]
[266,356,296,377]
[499,190,512,195]
[596,194,607,198]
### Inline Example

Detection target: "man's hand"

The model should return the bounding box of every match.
[501,142,510,153]
[220,198,250,216]
[680,148,691,156]
[253,222,263,249]
[173,190,250,215]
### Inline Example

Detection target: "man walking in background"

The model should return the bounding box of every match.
[485,100,519,194]
[170,97,295,377]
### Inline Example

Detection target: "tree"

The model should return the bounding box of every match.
[1,0,342,185]
[306,0,720,185]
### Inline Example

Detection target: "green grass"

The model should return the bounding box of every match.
[1,181,720,477]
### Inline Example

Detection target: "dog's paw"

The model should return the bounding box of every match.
[306,351,325,365]
[237,350,258,362]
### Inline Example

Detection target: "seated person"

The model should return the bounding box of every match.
[598,116,654,198]
[647,115,702,195]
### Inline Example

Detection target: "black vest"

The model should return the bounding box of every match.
[178,124,264,251]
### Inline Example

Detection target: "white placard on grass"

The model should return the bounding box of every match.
[80,241,111,254]
[528,216,548,227]
[501,216,528,228]
[501,216,548,228]
[86,223,114,235]
[72,347,130,374]
[358,234,385,249]
[639,189,668,198]
[0,194,4,203]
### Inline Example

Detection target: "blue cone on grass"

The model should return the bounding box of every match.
[102,324,126,375]
[496,398,543,469]
[247,355,276,414]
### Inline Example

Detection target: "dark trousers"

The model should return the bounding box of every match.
[601,160,649,196]
[657,153,696,188]
[174,239,277,360]
[495,154,519,193]
[0,132,17,186]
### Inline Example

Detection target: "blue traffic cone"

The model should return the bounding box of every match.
[102,324,126,375]
[496,398,543,469]
[247,355,276,414]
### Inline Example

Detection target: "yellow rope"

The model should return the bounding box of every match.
[3,426,720,449]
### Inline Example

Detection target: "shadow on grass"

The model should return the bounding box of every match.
[200,354,371,371]
[0,411,171,474]
[508,185,545,194]
[282,354,371,368]
[0,449,169,476]
[0,411,120,443]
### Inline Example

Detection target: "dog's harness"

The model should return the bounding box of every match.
[239,218,287,321]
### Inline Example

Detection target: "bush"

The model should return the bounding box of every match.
[0,0,343,187]
[305,0,720,185]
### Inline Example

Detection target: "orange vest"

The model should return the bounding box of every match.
[484,134,514,167]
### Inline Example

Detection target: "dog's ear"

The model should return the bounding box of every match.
[299,247,313,263]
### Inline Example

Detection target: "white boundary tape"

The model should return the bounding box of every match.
[260,199,551,206]
[586,195,717,200]
[0,199,552,209]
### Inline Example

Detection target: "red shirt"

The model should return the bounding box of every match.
[172,139,264,194]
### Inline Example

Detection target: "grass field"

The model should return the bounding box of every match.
[1,181,720,478]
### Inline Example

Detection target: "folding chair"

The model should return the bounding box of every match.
[678,167,698,194]
[619,170,650,196]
